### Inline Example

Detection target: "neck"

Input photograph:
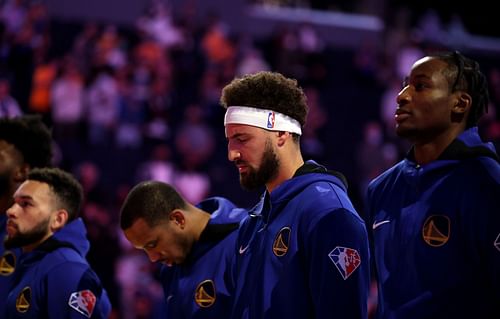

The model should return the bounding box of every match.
[22,233,53,253]
[266,150,304,193]
[191,206,211,241]
[413,127,464,165]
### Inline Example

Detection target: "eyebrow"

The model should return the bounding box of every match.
[14,195,34,201]
[413,74,430,80]
[227,132,248,140]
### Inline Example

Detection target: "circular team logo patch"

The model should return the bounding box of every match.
[16,287,31,313]
[422,215,450,247]
[0,250,16,276]
[195,280,216,308]
[272,227,291,257]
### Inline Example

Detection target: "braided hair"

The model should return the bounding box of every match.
[432,51,489,128]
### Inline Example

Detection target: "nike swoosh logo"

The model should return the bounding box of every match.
[372,220,391,230]
[239,244,249,254]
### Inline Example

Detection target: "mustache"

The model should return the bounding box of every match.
[235,160,248,166]
[6,220,18,230]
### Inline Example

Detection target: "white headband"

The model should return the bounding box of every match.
[224,106,302,135]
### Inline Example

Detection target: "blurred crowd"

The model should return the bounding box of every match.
[0,0,499,317]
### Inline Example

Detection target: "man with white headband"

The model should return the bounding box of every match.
[221,71,370,318]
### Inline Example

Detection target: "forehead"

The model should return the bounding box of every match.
[15,180,51,200]
[410,57,449,80]
[225,123,268,138]
[124,218,159,248]
[0,139,20,160]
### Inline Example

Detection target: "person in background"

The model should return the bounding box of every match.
[221,71,370,318]
[0,78,22,118]
[120,180,246,318]
[4,167,111,318]
[366,51,500,318]
[0,115,52,316]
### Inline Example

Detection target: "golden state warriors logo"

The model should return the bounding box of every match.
[0,250,16,276]
[273,227,291,257]
[16,287,31,313]
[422,215,450,247]
[194,280,216,308]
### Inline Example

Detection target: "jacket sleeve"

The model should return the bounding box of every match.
[305,208,370,319]
[46,262,112,319]
[466,163,500,306]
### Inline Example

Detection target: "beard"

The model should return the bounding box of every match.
[4,216,51,250]
[238,139,279,191]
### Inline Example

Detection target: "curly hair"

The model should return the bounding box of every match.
[120,181,187,230]
[220,71,309,128]
[0,115,53,167]
[28,167,83,222]
[431,51,490,128]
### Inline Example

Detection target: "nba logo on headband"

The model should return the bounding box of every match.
[224,106,302,135]
[267,112,275,128]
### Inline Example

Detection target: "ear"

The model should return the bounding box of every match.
[51,209,69,232]
[169,209,186,230]
[452,92,472,115]
[276,131,291,147]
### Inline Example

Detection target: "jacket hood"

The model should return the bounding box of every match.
[407,127,499,163]
[50,218,90,256]
[197,197,247,225]
[248,160,348,222]
[183,197,246,265]
[269,160,347,204]
[20,218,90,264]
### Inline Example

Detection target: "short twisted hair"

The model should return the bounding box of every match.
[0,115,52,167]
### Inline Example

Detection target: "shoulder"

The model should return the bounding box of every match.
[36,248,96,285]
[472,156,500,184]
[368,161,405,189]
[293,182,365,230]
[295,179,355,213]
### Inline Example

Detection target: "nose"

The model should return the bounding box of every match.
[227,145,240,162]
[396,86,410,106]
[146,250,161,263]
[6,203,18,217]
[228,150,240,162]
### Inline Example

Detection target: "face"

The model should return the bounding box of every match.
[0,140,23,212]
[395,57,459,143]
[225,124,279,191]
[124,217,190,267]
[5,180,56,251]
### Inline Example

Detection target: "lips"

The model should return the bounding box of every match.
[395,108,411,123]
[235,161,248,173]
[237,165,247,173]
[6,220,18,236]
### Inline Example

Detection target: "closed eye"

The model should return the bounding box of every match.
[414,82,431,91]
[15,199,32,208]
[144,239,158,250]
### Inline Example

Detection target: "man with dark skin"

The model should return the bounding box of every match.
[120,181,246,318]
[367,51,500,318]
[0,115,52,315]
